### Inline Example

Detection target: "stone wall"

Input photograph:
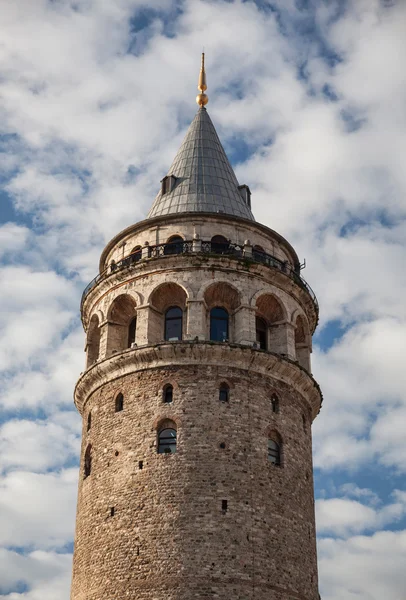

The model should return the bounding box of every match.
[71,359,319,600]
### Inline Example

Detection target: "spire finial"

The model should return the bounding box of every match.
[196,52,208,107]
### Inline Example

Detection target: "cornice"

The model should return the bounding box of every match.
[74,341,323,419]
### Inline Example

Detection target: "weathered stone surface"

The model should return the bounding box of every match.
[71,363,319,600]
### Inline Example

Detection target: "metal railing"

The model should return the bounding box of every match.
[81,240,318,313]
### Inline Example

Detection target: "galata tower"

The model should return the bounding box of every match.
[71,55,322,600]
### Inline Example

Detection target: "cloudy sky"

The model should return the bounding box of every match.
[0,0,405,598]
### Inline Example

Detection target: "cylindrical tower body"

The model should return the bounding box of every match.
[71,103,322,600]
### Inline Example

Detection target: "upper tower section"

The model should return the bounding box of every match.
[148,54,254,221]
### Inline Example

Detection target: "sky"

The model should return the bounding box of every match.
[0,0,405,598]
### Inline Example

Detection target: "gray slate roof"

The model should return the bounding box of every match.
[147,107,255,221]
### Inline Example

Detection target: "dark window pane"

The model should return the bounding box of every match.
[219,385,229,402]
[164,236,184,255]
[164,386,173,403]
[128,316,137,347]
[268,439,280,465]
[256,317,267,350]
[210,307,229,341]
[165,307,183,340]
[158,428,177,454]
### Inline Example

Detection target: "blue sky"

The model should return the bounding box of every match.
[0,1,405,598]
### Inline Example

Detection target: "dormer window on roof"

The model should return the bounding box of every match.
[238,185,252,209]
[161,175,177,195]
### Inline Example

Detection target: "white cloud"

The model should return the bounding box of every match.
[0,548,71,599]
[318,529,406,600]
[0,416,80,473]
[316,489,406,537]
[0,469,77,550]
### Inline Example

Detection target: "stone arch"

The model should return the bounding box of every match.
[149,282,188,313]
[203,281,241,311]
[255,293,287,323]
[164,234,185,256]
[148,282,188,344]
[255,293,289,355]
[130,245,142,263]
[86,314,100,368]
[106,294,138,356]
[294,313,311,372]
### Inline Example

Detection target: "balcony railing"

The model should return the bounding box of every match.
[81,240,318,313]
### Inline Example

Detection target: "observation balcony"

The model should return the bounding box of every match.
[81,239,318,318]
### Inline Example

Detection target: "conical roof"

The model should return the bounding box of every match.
[147,107,255,221]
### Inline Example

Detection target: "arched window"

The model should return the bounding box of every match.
[219,383,229,402]
[115,393,124,413]
[158,425,177,454]
[84,444,92,478]
[211,235,229,254]
[268,439,281,465]
[86,314,101,368]
[165,306,183,341]
[87,412,92,432]
[128,316,137,348]
[164,236,184,255]
[163,384,173,404]
[271,395,279,414]
[255,317,267,350]
[210,307,229,342]
[130,245,142,263]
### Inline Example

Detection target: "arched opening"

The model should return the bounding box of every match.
[115,393,124,413]
[219,383,230,402]
[256,294,287,355]
[86,314,101,368]
[204,282,240,343]
[158,420,177,454]
[149,283,188,344]
[84,444,92,478]
[271,394,279,414]
[255,316,267,350]
[165,306,183,341]
[106,294,137,355]
[163,384,173,404]
[130,245,142,263]
[211,235,229,254]
[128,316,137,347]
[295,314,311,372]
[164,235,184,255]
[210,307,229,342]
[268,431,282,466]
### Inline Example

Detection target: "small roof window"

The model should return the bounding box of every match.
[161,175,177,195]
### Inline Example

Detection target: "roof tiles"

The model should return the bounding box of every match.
[147,107,255,221]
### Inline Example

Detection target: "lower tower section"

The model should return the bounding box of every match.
[71,343,321,600]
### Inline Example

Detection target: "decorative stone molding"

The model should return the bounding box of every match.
[74,341,322,419]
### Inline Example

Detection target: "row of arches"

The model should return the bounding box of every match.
[86,282,311,371]
[83,423,283,478]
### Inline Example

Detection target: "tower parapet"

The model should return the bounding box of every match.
[71,57,322,600]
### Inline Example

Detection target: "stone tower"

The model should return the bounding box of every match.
[71,56,322,600]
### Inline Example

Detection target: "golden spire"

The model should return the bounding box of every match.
[196,52,208,107]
